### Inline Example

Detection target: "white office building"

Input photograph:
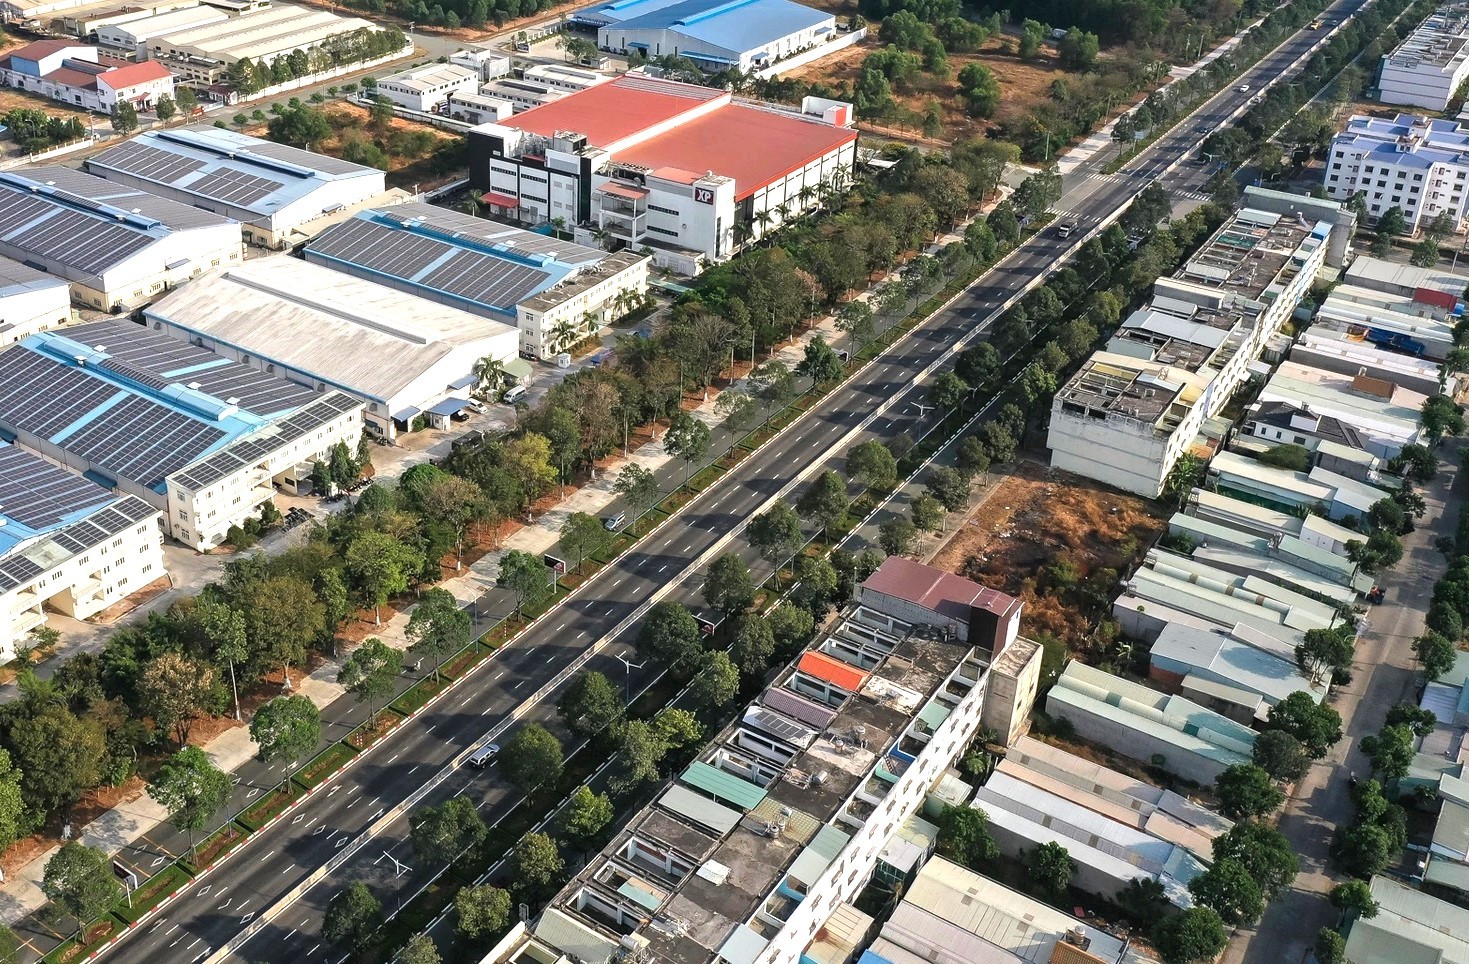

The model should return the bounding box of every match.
[1048,189,1341,498]
[372,62,480,112]
[1379,3,1469,111]
[1325,113,1469,232]
[467,74,856,271]
[0,321,363,550]
[0,443,165,660]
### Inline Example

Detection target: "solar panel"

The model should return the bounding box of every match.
[6,207,153,276]
[66,320,318,414]
[97,357,169,392]
[169,391,359,490]
[189,168,284,207]
[91,141,207,185]
[0,446,112,531]
[743,708,814,746]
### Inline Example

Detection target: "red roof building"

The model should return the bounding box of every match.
[467,74,857,269]
[860,557,1023,657]
[0,42,173,113]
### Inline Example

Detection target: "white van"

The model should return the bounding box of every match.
[502,384,527,404]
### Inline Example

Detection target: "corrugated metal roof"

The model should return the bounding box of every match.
[717,925,768,964]
[798,651,869,692]
[1344,876,1469,964]
[917,700,951,730]
[658,784,741,836]
[533,907,621,964]
[860,556,1019,624]
[680,761,767,811]
[760,686,837,728]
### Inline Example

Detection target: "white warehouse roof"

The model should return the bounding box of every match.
[142,257,519,406]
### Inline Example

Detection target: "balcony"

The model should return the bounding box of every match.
[11,608,46,636]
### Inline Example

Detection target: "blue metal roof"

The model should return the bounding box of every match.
[427,397,470,417]
[0,442,115,557]
[584,0,832,58]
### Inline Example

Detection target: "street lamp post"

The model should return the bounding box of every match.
[615,652,646,702]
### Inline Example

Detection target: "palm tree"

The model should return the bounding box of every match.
[472,355,505,397]
[796,184,815,213]
[774,202,792,228]
[463,193,481,218]
[548,318,578,355]
[752,208,773,244]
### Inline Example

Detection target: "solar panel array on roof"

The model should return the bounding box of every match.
[0,445,112,531]
[0,495,156,593]
[308,215,556,310]
[66,320,317,414]
[742,707,815,746]
[0,347,227,491]
[188,168,284,207]
[168,391,359,490]
[0,190,153,276]
[88,141,207,185]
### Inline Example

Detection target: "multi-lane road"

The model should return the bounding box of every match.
[91,6,1369,962]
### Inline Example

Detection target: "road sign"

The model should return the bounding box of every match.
[543,553,567,574]
[112,860,138,891]
[696,615,720,636]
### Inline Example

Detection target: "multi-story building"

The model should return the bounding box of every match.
[0,256,70,345]
[1379,3,1469,111]
[372,63,479,112]
[467,74,856,271]
[85,125,388,249]
[521,62,611,93]
[304,202,649,360]
[0,166,243,311]
[1325,113,1469,232]
[483,560,1042,964]
[1048,188,1342,498]
[94,3,228,57]
[0,39,173,110]
[0,442,165,660]
[0,320,363,550]
[570,0,837,74]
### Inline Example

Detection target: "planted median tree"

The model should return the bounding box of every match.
[749,499,804,574]
[612,463,661,519]
[455,884,511,945]
[148,745,232,857]
[498,549,552,618]
[703,553,756,621]
[638,601,702,667]
[848,440,898,492]
[501,723,564,793]
[561,785,614,850]
[665,410,711,489]
[511,832,565,902]
[557,670,625,740]
[323,880,382,954]
[690,651,740,710]
[409,796,487,867]
[797,470,850,539]
[250,694,321,767]
[406,587,472,682]
[42,843,120,943]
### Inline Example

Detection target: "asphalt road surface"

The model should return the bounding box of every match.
[96,6,1370,962]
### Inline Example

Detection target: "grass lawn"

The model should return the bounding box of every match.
[238,781,305,830]
[389,675,451,716]
[295,742,358,790]
[116,864,193,922]
[43,915,121,963]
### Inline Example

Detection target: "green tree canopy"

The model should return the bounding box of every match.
[637,601,703,666]
[409,796,487,866]
[1214,764,1284,819]
[557,670,625,740]
[148,745,232,853]
[500,723,564,792]
[323,881,382,952]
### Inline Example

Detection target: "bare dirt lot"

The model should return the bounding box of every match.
[929,460,1166,647]
[785,34,1104,142]
[0,86,95,126]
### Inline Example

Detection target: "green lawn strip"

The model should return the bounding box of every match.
[658,489,695,513]
[389,674,452,716]
[115,864,194,922]
[441,644,488,681]
[43,915,122,963]
[179,824,250,876]
[687,464,723,492]
[558,561,606,592]
[294,742,358,791]
[767,406,802,431]
[239,780,306,830]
